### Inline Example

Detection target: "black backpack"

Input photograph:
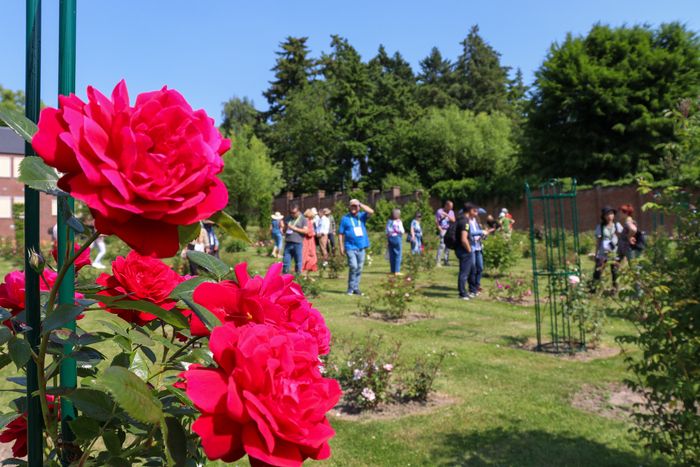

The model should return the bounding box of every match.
[443,222,459,250]
[632,230,646,251]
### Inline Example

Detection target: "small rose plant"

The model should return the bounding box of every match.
[0,82,339,466]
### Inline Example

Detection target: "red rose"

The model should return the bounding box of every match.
[51,243,91,271]
[0,269,57,315]
[183,323,341,466]
[190,263,331,354]
[32,80,230,258]
[0,415,27,458]
[97,250,183,325]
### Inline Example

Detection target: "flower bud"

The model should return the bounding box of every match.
[27,248,45,274]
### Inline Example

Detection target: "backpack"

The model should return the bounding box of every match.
[443,222,459,250]
[632,230,646,251]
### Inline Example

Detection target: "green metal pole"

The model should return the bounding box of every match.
[58,0,77,459]
[24,0,43,464]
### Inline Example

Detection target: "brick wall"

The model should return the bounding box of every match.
[273,184,670,233]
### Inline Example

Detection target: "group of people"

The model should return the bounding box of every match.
[275,205,340,278]
[275,197,516,300]
[592,203,643,289]
[181,220,221,275]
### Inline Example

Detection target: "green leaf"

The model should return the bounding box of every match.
[69,415,101,440]
[178,222,201,245]
[162,415,188,466]
[97,296,188,330]
[0,106,37,143]
[102,430,123,456]
[180,295,221,332]
[211,210,251,243]
[66,388,115,421]
[96,367,162,425]
[18,156,61,193]
[0,354,12,371]
[7,337,31,369]
[0,327,13,347]
[0,308,12,322]
[0,412,21,429]
[170,276,213,300]
[185,251,231,279]
[42,304,85,334]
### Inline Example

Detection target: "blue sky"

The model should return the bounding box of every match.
[2,1,699,123]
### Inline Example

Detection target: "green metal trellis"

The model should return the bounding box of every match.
[24,0,78,465]
[525,179,584,353]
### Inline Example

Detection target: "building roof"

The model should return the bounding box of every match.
[0,127,25,155]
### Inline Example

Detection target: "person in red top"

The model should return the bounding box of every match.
[302,208,318,277]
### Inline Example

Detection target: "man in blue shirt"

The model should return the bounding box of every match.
[338,198,374,295]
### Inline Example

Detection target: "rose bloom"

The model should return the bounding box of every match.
[0,396,57,458]
[568,275,581,286]
[51,243,91,271]
[190,262,331,354]
[97,250,183,326]
[182,323,341,466]
[0,270,66,330]
[32,80,230,258]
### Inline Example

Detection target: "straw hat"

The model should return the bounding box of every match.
[271,212,284,220]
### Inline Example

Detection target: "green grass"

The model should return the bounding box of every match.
[215,245,663,467]
[0,239,664,466]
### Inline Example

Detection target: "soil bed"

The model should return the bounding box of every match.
[512,338,621,362]
[571,382,647,422]
[331,392,456,421]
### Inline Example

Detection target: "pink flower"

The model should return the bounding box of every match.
[191,263,331,354]
[96,251,183,326]
[32,80,230,258]
[51,243,91,271]
[568,275,581,286]
[182,323,341,466]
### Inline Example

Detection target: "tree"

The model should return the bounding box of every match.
[417,47,456,108]
[0,85,24,126]
[525,23,700,183]
[451,25,510,113]
[507,68,528,119]
[265,82,342,192]
[220,126,284,228]
[410,106,518,199]
[220,96,258,137]
[263,36,315,121]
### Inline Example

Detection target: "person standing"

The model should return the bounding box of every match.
[455,204,473,300]
[385,208,405,275]
[467,205,486,297]
[318,208,331,266]
[499,208,515,238]
[203,220,220,258]
[410,212,423,254]
[182,222,210,275]
[328,209,337,256]
[338,199,374,295]
[618,204,640,262]
[91,235,107,269]
[283,204,308,274]
[593,206,623,287]
[435,200,455,266]
[270,212,285,259]
[302,209,318,276]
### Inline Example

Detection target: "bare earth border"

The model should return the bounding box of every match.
[511,337,621,362]
[571,382,647,422]
[330,392,457,421]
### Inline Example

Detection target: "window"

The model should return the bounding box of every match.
[0,156,11,178]
[0,197,11,219]
[12,157,21,178]
[51,199,58,216]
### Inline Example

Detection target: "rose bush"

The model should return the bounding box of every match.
[51,243,91,271]
[32,80,230,257]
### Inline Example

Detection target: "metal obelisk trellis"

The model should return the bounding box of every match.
[525,179,584,352]
[24,1,79,464]
[24,0,44,463]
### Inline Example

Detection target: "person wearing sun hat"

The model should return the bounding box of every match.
[338,198,374,295]
[270,211,285,259]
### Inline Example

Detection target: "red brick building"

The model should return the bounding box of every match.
[0,127,57,240]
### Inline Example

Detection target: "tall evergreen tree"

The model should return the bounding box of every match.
[507,68,528,118]
[220,96,259,137]
[262,36,315,121]
[451,25,510,113]
[416,47,456,108]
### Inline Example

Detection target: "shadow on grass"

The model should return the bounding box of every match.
[430,428,658,466]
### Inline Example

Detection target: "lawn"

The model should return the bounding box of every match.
[0,238,663,466]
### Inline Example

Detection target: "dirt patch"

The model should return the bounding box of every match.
[357,312,433,325]
[571,383,647,422]
[330,392,457,422]
[512,338,621,362]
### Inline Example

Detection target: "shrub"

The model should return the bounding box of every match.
[295,274,321,298]
[489,274,532,303]
[223,237,249,253]
[483,233,517,275]
[395,350,448,403]
[320,252,346,279]
[359,274,417,320]
[615,186,700,465]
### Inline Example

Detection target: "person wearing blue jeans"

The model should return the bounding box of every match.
[455,205,474,300]
[386,209,405,274]
[282,205,308,274]
[467,205,486,296]
[338,199,375,295]
[410,213,423,254]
